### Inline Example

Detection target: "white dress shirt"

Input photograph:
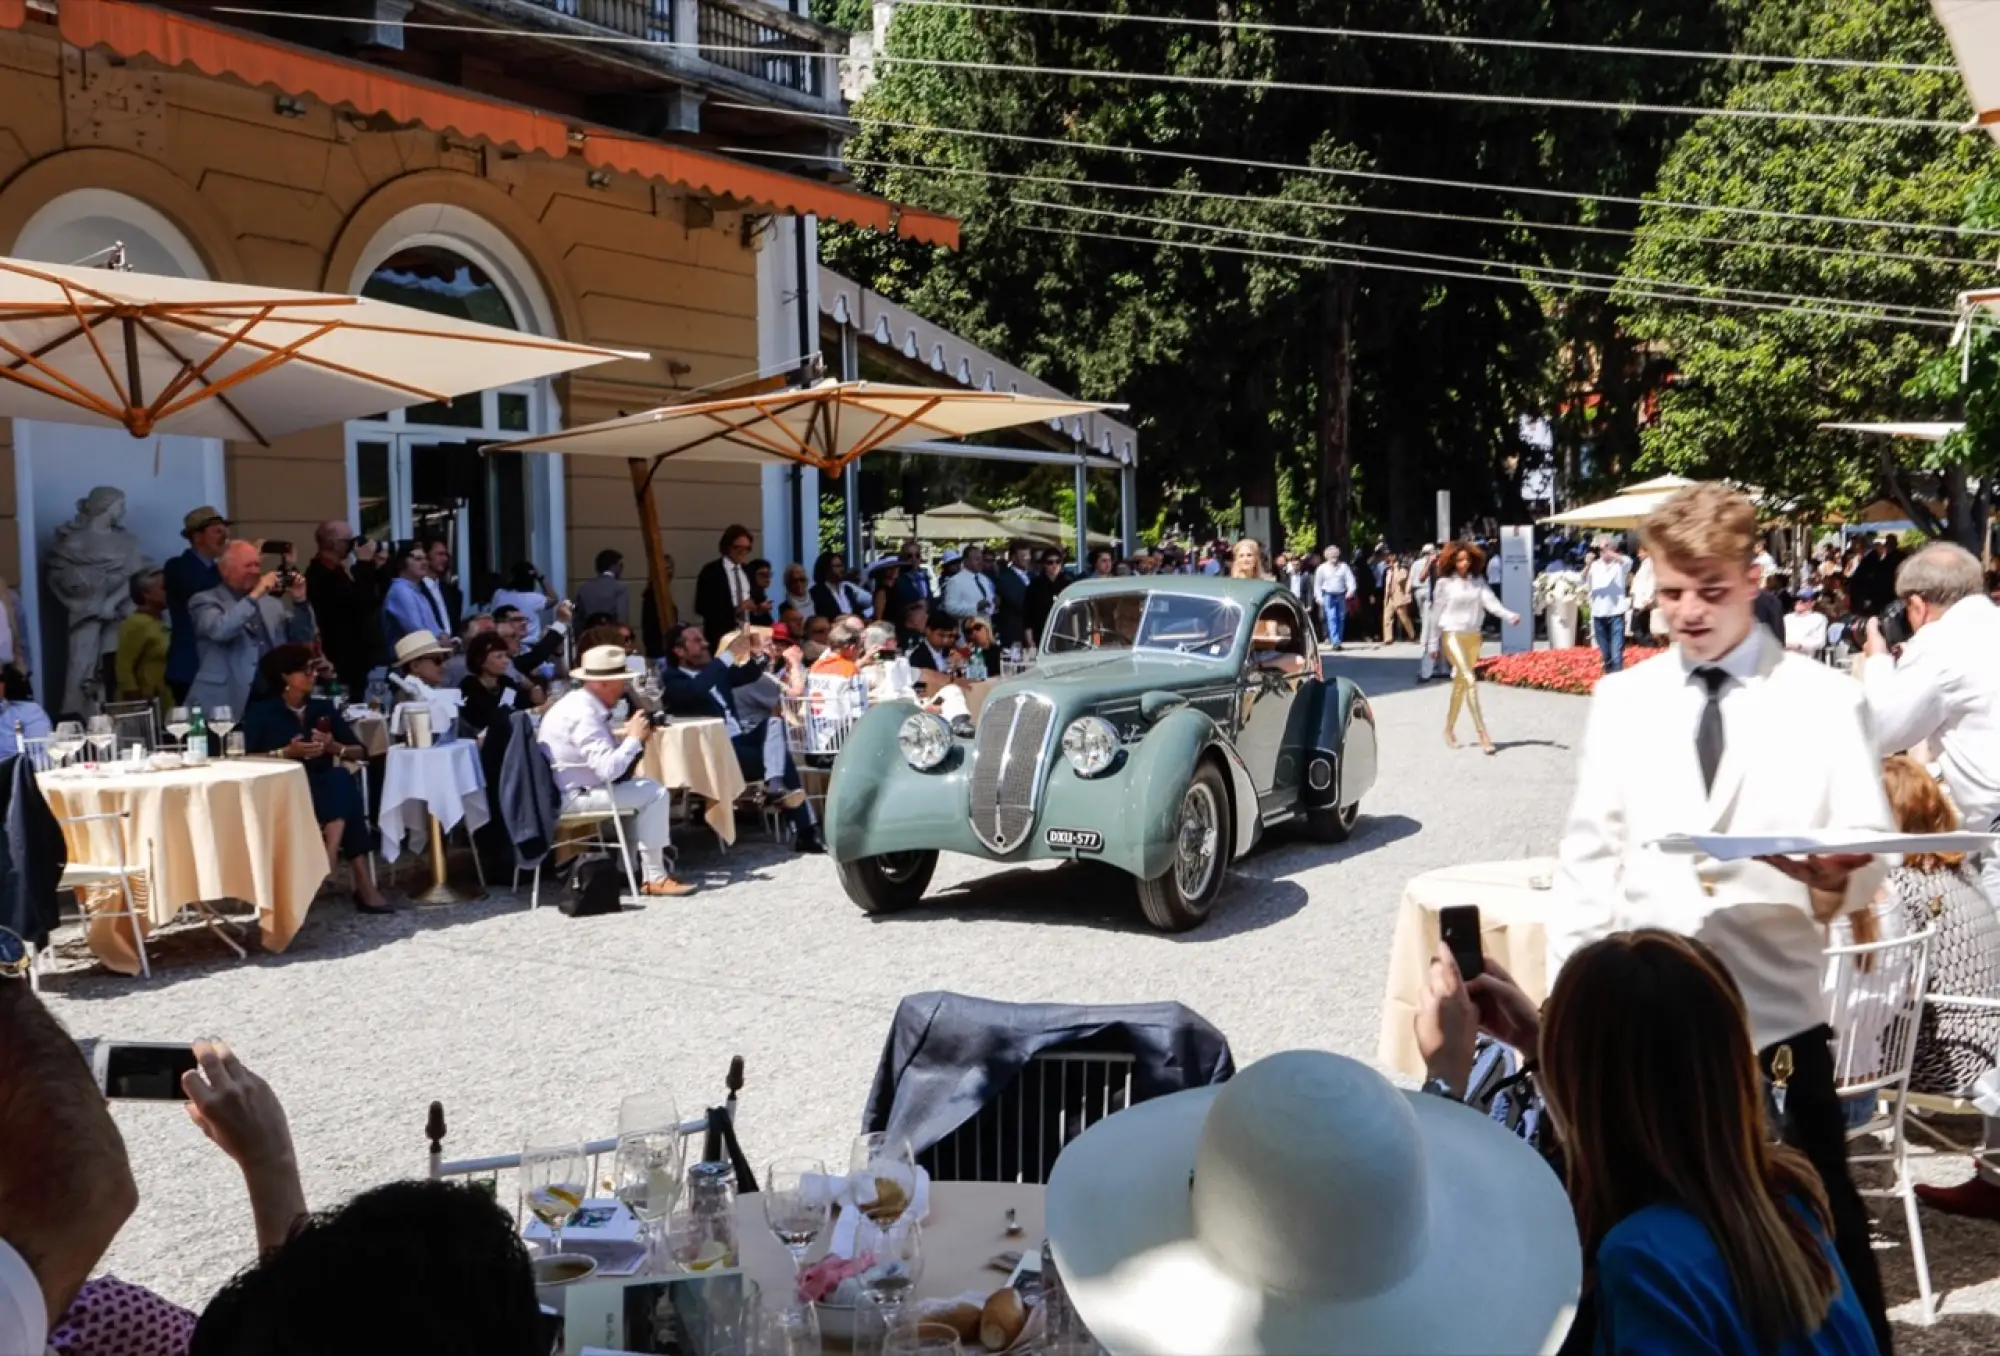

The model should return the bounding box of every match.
[1863,595,2000,834]
[723,558,751,609]
[537,686,642,793]
[0,1237,46,1356]
[1783,610,1828,654]
[1586,557,1630,618]
[422,576,455,628]
[1551,627,1893,1051]
[941,568,994,618]
[1312,560,1356,598]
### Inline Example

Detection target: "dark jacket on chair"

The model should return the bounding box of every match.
[861,992,1234,1181]
[0,754,65,948]
[496,710,562,869]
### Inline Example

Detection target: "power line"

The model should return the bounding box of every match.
[215,7,1964,132]
[901,0,1962,76]
[1015,198,1961,319]
[1014,222,1961,330]
[715,101,2000,240]
[725,144,1998,272]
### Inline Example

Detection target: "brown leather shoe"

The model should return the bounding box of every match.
[638,877,697,898]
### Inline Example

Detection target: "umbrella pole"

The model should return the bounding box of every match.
[630,456,677,645]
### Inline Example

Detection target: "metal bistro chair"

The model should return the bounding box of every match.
[515,765,641,910]
[780,685,864,822]
[425,1056,748,1216]
[45,811,159,985]
[922,1047,1141,1186]
[1827,927,1937,1323]
[102,701,158,753]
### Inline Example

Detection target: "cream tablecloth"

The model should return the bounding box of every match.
[378,742,489,862]
[640,718,745,844]
[1378,857,1558,1078]
[736,1181,1043,1342]
[40,759,327,974]
[348,711,390,759]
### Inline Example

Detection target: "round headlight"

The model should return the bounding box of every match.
[898,711,953,770]
[1061,716,1121,777]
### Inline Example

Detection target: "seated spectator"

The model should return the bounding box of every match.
[538,645,693,897]
[244,645,390,914]
[458,632,534,737]
[441,613,493,688]
[910,613,962,674]
[1419,932,1878,1354]
[0,666,53,760]
[660,625,821,852]
[810,618,865,680]
[487,562,557,644]
[492,601,572,685]
[801,614,833,664]
[778,562,814,618]
[116,567,171,715]
[776,601,806,637]
[390,630,452,699]
[898,599,930,653]
[811,552,871,620]
[964,616,1003,677]
[190,1179,542,1356]
[1784,587,1829,654]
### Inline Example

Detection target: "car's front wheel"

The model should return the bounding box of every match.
[1137,763,1232,932]
[1307,800,1360,843]
[837,850,939,914]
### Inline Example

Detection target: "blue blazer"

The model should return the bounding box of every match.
[659,659,759,723]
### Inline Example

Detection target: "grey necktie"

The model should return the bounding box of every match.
[1695,667,1730,793]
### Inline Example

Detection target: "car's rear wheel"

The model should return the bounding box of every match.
[838,850,939,914]
[1137,764,1232,932]
[1307,800,1361,843]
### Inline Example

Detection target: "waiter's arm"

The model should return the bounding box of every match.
[1550,697,1626,967]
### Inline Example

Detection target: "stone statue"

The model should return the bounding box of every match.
[47,486,143,717]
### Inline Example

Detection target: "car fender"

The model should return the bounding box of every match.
[1073,704,1258,879]
[823,704,977,863]
[1301,675,1378,810]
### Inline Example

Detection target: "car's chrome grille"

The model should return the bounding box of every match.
[968,693,1055,852]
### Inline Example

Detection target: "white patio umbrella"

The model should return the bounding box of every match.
[1816,421,1964,442]
[0,255,644,443]
[491,379,1121,474]
[871,500,1012,543]
[1540,473,1701,530]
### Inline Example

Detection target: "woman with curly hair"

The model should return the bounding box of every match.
[1433,541,1519,754]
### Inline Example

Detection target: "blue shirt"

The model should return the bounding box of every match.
[1596,1201,1878,1356]
[163,546,221,685]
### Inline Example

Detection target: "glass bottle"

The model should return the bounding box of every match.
[185,707,209,764]
[684,1161,738,1269]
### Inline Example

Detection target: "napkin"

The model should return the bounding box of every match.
[521,1197,649,1276]
[826,1166,931,1259]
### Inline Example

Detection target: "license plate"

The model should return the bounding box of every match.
[1045,828,1103,852]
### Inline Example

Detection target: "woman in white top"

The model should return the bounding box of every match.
[1434,542,1518,755]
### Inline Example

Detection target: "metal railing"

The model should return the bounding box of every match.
[533,0,674,42]
[518,0,830,99]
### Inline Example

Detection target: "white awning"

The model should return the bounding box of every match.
[1816,421,1964,442]
[1933,0,2000,140]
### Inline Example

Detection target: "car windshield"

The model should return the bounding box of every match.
[1043,592,1242,659]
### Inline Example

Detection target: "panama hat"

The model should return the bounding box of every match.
[1045,1051,1579,1356]
[392,630,451,666]
[572,644,639,682]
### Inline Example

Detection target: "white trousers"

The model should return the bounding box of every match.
[1417,595,1440,678]
[564,778,672,883]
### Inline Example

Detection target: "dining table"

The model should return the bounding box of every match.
[1377,857,1559,1079]
[640,718,746,844]
[39,757,328,973]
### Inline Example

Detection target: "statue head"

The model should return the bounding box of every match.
[76,486,126,526]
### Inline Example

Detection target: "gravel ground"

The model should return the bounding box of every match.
[37,641,2000,1348]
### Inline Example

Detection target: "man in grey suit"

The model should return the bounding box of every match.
[573,549,629,625]
[187,540,316,714]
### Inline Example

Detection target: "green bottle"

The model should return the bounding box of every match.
[186,706,209,763]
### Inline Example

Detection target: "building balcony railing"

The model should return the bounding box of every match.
[526,0,835,103]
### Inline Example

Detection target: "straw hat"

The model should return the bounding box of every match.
[571,644,639,682]
[1045,1050,1579,1356]
[181,505,229,536]
[393,630,451,667]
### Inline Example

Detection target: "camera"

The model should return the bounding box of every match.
[1878,600,1915,650]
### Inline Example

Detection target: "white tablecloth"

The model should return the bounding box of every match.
[378,741,489,862]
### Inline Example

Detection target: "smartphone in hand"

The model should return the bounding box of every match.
[1438,905,1485,981]
[92,1042,199,1101]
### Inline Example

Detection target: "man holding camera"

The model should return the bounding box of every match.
[1858,541,2000,1221]
[537,644,694,898]
[188,540,317,715]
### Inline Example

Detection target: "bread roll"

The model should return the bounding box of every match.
[935,1301,983,1343]
[980,1288,1027,1351]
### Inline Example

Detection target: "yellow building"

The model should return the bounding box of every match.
[0,0,953,700]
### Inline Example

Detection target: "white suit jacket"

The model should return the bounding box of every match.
[1550,629,1893,1051]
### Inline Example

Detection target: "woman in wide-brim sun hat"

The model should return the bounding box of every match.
[1044,1048,1579,1355]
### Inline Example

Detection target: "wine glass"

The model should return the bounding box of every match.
[208,705,235,756]
[51,720,84,769]
[85,714,115,766]
[762,1158,831,1273]
[885,1322,963,1356]
[849,1132,919,1224]
[613,1127,684,1257]
[519,1138,588,1259]
[618,1088,681,1138]
[854,1215,924,1332]
[165,706,191,749]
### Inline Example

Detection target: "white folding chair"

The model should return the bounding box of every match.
[514,782,640,910]
[17,734,52,772]
[103,701,158,752]
[49,811,157,983]
[1827,927,1937,1323]
[782,684,865,822]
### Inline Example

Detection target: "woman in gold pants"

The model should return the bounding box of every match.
[1431,543,1520,755]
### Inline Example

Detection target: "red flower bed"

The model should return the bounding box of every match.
[1474,645,1667,695]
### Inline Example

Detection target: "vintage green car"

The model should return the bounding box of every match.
[824,576,1378,931]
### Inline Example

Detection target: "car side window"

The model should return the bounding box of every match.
[1249,603,1308,675]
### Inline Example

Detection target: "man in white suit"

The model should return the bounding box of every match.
[1549,483,1895,1351]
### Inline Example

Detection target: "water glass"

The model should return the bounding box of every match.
[854,1215,924,1331]
[885,1322,963,1356]
[613,1127,684,1255]
[849,1132,918,1223]
[761,1158,831,1270]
